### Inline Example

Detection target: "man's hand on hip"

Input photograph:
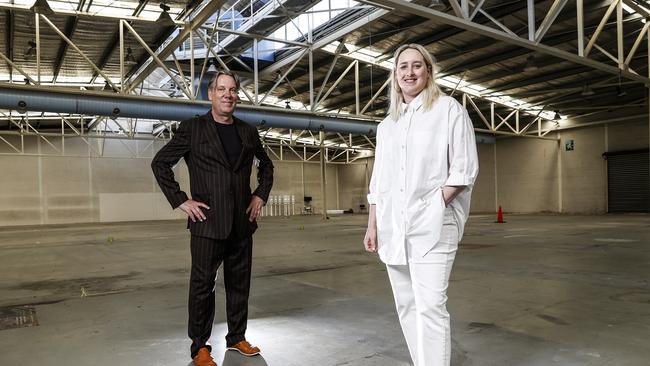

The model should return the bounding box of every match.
[178,199,210,222]
[246,195,265,222]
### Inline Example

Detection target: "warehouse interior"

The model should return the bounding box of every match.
[0,0,649,365]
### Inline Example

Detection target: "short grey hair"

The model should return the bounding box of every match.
[208,69,241,90]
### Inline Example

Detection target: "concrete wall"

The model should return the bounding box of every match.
[345,120,648,215]
[471,143,496,213]
[337,161,370,212]
[495,137,560,213]
[253,157,341,215]
[0,120,647,226]
[0,137,188,226]
[558,126,607,214]
[491,120,649,214]
[0,136,371,226]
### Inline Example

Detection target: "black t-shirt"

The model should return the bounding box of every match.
[213,121,242,168]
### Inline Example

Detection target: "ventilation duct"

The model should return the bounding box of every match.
[0,84,378,135]
[0,83,495,143]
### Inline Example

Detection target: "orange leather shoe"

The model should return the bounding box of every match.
[193,347,217,366]
[226,340,260,356]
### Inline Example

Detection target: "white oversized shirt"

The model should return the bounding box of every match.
[367,94,479,265]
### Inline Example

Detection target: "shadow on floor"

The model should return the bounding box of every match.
[188,351,268,366]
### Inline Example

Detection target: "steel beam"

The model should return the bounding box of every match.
[527,0,535,41]
[584,0,618,57]
[0,3,166,23]
[370,0,650,84]
[319,130,328,219]
[89,0,151,84]
[534,0,568,43]
[577,0,584,56]
[52,0,87,82]
[625,21,650,66]
[469,0,486,20]
[375,1,529,60]
[126,1,225,93]
[468,0,517,37]
[52,16,80,82]
[40,15,119,91]
[259,7,390,78]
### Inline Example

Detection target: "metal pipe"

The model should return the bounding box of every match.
[0,84,499,142]
[0,83,379,135]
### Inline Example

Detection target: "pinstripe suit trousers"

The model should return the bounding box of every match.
[188,232,253,358]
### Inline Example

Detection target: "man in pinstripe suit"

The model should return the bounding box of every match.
[151,70,273,366]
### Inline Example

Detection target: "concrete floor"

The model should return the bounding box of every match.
[0,213,648,366]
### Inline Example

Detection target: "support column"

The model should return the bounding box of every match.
[604,124,609,212]
[190,21,195,100]
[494,142,498,212]
[253,38,258,104]
[301,161,305,212]
[557,132,563,213]
[308,14,314,111]
[577,0,584,56]
[335,164,340,209]
[119,20,124,93]
[320,131,328,219]
[616,0,624,69]
[35,13,40,85]
[527,0,535,42]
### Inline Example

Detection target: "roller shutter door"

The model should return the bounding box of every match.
[606,150,649,213]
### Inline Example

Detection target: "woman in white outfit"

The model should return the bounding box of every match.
[363,43,479,366]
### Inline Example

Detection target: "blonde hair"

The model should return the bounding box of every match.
[388,44,442,121]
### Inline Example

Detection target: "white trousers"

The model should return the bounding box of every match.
[387,208,459,366]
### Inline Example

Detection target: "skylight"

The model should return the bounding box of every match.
[622,1,649,23]
[321,41,559,121]
[270,0,358,49]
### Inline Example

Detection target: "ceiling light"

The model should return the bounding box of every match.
[429,0,446,10]
[523,55,538,72]
[124,47,137,66]
[157,3,176,26]
[207,60,218,73]
[23,40,36,59]
[580,83,595,96]
[335,41,350,54]
[30,0,54,15]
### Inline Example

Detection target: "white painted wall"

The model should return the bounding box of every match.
[0,120,647,226]
[0,136,366,226]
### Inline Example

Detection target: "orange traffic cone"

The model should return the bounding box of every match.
[496,206,505,223]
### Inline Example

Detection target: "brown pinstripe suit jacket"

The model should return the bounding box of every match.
[151,111,274,240]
